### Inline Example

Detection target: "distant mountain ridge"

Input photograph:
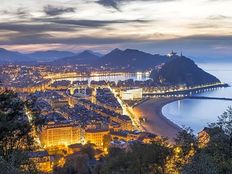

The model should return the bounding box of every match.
[0,48,77,64]
[52,50,100,65]
[96,48,169,71]
[0,48,170,70]
[50,48,169,70]
[0,48,102,64]
[27,50,76,62]
[150,56,220,86]
[0,48,30,64]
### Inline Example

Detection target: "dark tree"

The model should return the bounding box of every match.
[81,143,96,160]
[174,127,197,154]
[0,91,40,173]
[100,141,170,174]
[54,153,90,174]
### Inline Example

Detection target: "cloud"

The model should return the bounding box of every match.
[0,18,151,43]
[207,15,231,20]
[42,18,151,27]
[97,0,120,10]
[1,28,232,49]
[44,5,76,16]
[96,0,176,10]
[0,22,76,33]
[1,8,29,18]
[188,15,232,30]
[0,33,139,45]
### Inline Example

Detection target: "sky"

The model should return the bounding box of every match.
[0,0,232,59]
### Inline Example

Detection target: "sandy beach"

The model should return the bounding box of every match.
[133,98,182,142]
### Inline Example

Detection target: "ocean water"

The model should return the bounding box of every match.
[162,63,232,133]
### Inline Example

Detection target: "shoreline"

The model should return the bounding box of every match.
[133,97,182,142]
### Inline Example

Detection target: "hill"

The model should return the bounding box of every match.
[97,48,168,71]
[150,56,220,86]
[0,48,30,64]
[52,50,100,65]
[27,50,75,62]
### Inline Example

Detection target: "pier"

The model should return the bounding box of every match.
[186,96,232,101]
[143,83,229,98]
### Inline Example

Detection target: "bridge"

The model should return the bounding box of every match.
[186,96,232,101]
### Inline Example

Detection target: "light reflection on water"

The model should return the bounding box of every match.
[54,74,150,83]
[162,63,232,133]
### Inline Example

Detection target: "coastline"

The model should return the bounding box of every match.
[133,97,182,142]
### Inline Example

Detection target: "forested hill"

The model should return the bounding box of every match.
[150,56,220,86]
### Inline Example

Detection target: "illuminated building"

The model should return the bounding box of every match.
[50,99,69,109]
[28,151,54,172]
[40,122,82,147]
[44,72,81,80]
[120,88,143,101]
[85,128,109,149]
[198,128,210,148]
[110,115,133,131]
[67,143,82,154]
[167,50,177,57]
[110,131,140,142]
[91,88,97,104]
[70,87,75,95]
[68,97,77,108]
[198,127,224,148]
[110,140,128,149]
[109,122,121,132]
[139,132,159,144]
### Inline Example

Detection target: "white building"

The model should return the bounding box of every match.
[167,50,177,57]
[120,88,143,100]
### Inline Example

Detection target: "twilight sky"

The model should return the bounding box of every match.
[0,0,232,58]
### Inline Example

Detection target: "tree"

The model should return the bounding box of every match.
[206,107,232,173]
[166,127,197,174]
[179,108,232,174]
[182,152,218,174]
[209,106,232,136]
[0,91,40,173]
[54,153,90,174]
[174,126,197,153]
[100,141,170,174]
[103,134,111,151]
[0,157,19,174]
[81,143,96,160]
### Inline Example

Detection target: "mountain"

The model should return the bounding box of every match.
[52,50,100,65]
[27,50,76,62]
[97,48,168,71]
[0,48,30,64]
[84,50,103,57]
[150,56,220,86]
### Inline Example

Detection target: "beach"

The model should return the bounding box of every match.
[133,98,182,142]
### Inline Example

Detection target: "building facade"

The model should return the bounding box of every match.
[85,129,109,149]
[120,88,143,100]
[40,122,82,147]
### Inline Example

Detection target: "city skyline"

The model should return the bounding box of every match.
[0,0,232,59]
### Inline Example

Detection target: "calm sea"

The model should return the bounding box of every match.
[162,63,232,133]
